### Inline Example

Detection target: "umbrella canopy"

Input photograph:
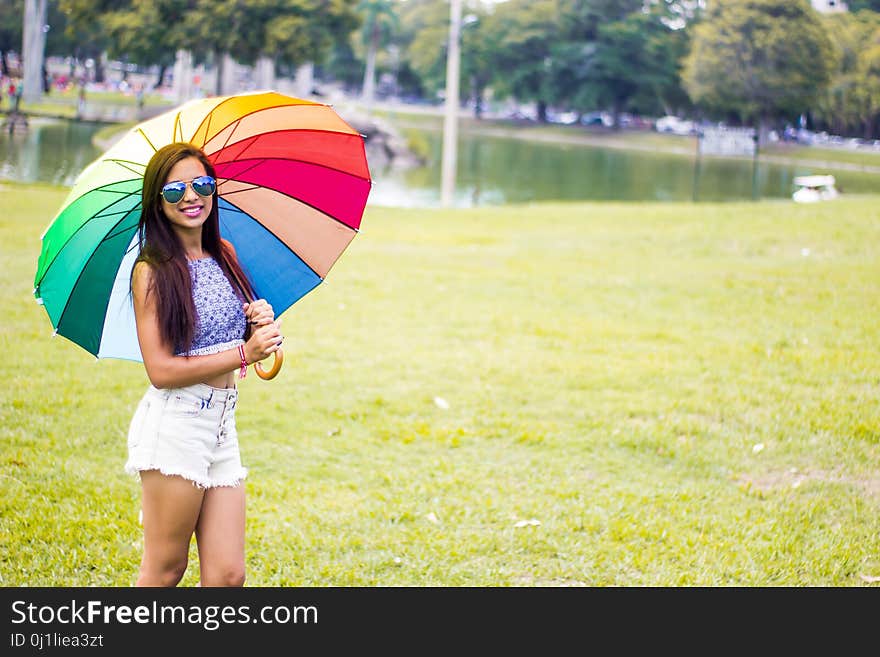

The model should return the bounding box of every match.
[34,90,371,364]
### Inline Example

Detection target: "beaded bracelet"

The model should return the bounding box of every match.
[237,344,248,379]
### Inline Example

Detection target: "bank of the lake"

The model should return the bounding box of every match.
[10,91,880,172]
[5,95,880,205]
[96,102,880,204]
[358,100,880,172]
[3,181,879,586]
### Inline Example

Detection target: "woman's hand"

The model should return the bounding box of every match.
[244,318,283,364]
[243,299,275,327]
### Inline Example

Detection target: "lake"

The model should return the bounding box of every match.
[1,118,105,187]
[2,116,877,207]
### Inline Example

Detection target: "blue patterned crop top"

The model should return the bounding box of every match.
[176,257,247,357]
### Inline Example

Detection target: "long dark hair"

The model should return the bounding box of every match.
[132,142,255,352]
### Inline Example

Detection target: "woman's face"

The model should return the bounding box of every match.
[161,156,214,235]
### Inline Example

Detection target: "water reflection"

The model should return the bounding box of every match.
[2,118,876,207]
[367,127,879,207]
[0,118,102,186]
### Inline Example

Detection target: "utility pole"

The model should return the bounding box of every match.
[440,0,462,208]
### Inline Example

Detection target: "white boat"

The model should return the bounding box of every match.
[792,175,839,203]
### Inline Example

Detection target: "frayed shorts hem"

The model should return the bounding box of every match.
[124,464,248,489]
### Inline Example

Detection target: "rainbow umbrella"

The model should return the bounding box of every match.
[33,90,370,377]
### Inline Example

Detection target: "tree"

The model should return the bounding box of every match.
[855,28,880,138]
[263,0,360,72]
[357,0,398,106]
[557,0,643,40]
[101,0,193,89]
[391,1,497,115]
[848,1,880,11]
[321,38,362,92]
[646,0,706,29]
[549,3,689,126]
[459,7,495,117]
[185,0,358,94]
[814,9,880,137]
[398,0,457,102]
[44,2,77,69]
[481,0,558,122]
[682,0,835,142]
[57,0,120,83]
[0,0,23,78]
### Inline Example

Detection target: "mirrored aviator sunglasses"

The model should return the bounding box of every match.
[160,175,217,204]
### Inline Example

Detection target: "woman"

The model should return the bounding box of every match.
[125,142,283,587]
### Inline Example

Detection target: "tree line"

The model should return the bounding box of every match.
[2,0,879,140]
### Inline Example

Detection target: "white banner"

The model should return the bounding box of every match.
[699,127,757,156]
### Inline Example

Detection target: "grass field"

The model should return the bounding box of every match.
[1,183,879,586]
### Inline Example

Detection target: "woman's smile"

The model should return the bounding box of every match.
[179,204,205,218]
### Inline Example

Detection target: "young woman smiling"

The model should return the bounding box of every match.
[125,142,283,587]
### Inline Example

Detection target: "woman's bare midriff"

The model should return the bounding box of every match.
[203,371,236,389]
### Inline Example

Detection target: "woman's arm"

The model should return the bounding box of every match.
[132,261,282,389]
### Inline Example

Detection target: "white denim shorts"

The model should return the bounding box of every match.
[124,383,247,488]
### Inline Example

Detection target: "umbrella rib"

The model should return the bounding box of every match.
[219,158,264,181]
[51,214,139,354]
[220,198,322,281]
[105,159,147,177]
[37,208,136,287]
[277,148,372,182]
[219,183,362,235]
[37,189,141,287]
[219,181,261,194]
[195,97,346,155]
[175,112,185,143]
[198,110,217,148]
[136,127,158,153]
[213,129,371,182]
[105,221,141,244]
[191,96,254,148]
[215,116,239,152]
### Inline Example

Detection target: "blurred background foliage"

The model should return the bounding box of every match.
[1,1,879,139]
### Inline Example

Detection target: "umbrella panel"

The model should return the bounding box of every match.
[35,91,371,363]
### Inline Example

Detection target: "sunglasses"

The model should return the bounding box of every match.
[160,175,217,204]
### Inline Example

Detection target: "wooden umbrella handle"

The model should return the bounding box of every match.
[254,347,283,380]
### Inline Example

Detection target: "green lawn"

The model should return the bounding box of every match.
[1,182,879,586]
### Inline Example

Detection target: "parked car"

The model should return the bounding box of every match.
[655,115,696,136]
[580,111,612,127]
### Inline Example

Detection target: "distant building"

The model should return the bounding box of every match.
[811,0,848,12]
